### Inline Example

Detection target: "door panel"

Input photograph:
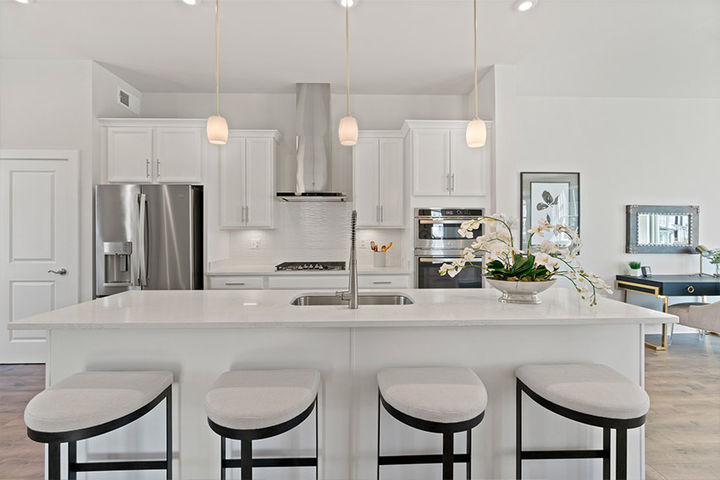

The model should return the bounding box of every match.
[154,127,203,183]
[245,138,274,228]
[107,127,153,183]
[450,128,488,196]
[143,185,193,290]
[0,152,79,363]
[378,138,404,227]
[219,136,247,228]
[412,129,450,196]
[353,138,380,227]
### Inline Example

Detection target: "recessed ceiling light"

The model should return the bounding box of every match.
[514,0,537,12]
[336,0,358,8]
[14,0,31,4]
[182,0,198,5]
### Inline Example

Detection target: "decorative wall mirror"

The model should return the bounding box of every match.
[626,205,699,253]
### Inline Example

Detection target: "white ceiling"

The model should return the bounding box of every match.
[1,0,719,97]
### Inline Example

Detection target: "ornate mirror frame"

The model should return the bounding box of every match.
[626,205,699,254]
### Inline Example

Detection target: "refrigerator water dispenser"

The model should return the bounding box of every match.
[103,241,132,285]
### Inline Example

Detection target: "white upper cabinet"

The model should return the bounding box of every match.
[352,131,404,228]
[219,130,279,229]
[153,127,203,183]
[404,120,491,197]
[107,127,153,183]
[101,119,205,184]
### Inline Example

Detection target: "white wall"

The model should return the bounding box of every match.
[0,59,94,301]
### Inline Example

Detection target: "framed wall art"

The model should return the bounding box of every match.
[521,172,580,250]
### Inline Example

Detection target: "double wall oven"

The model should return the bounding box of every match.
[414,208,484,288]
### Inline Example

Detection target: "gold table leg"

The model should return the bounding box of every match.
[644,295,669,351]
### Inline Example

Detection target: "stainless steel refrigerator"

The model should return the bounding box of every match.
[94,184,203,297]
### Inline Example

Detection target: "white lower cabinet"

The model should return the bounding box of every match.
[208,274,410,290]
[219,130,280,229]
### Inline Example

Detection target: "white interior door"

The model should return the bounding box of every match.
[0,150,79,363]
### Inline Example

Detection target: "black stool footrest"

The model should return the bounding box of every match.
[72,460,169,472]
[224,457,318,469]
[379,453,470,466]
[521,449,606,460]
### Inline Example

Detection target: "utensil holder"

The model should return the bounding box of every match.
[373,252,387,268]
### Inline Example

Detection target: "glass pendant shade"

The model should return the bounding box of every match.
[338,115,358,146]
[466,118,486,148]
[207,115,228,145]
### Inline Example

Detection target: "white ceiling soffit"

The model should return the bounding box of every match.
[1,0,719,98]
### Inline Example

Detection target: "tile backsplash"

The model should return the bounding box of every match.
[226,202,406,267]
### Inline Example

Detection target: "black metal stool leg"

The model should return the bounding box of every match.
[616,428,627,480]
[220,436,226,480]
[466,428,472,480]
[442,432,454,480]
[377,392,381,480]
[315,397,319,480]
[241,439,253,480]
[68,441,77,480]
[166,389,172,480]
[48,442,61,480]
[516,380,522,480]
[602,427,611,480]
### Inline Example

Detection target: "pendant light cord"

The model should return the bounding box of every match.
[345,1,350,116]
[215,0,220,116]
[473,0,478,120]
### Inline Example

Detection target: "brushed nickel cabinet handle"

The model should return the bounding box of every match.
[156,159,160,177]
[225,281,246,286]
[372,281,392,285]
[145,159,150,178]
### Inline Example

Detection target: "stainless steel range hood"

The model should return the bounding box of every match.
[276,83,346,202]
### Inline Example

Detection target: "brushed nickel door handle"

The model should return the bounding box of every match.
[48,268,67,275]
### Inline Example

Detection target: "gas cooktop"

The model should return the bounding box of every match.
[275,261,346,272]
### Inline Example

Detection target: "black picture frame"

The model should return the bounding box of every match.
[520,172,580,250]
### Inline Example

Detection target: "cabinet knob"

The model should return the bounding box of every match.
[687,285,695,294]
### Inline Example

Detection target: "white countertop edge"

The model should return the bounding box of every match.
[206,267,410,276]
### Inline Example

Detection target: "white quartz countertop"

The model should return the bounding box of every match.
[206,263,409,276]
[11,288,676,330]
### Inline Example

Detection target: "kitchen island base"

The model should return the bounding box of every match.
[45,322,646,480]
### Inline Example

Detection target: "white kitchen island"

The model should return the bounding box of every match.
[12,288,675,480]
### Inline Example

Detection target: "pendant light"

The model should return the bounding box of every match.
[466,0,487,148]
[338,0,358,146]
[207,0,228,145]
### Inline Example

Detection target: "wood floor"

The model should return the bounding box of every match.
[0,335,718,479]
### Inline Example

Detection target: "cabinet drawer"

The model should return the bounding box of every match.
[359,275,409,289]
[662,282,720,296]
[208,276,264,290]
[268,276,347,290]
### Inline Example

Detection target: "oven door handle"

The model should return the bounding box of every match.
[418,219,468,225]
[418,257,462,264]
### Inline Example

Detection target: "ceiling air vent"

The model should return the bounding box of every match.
[117,87,140,114]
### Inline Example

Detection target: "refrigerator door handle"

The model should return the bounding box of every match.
[137,193,148,287]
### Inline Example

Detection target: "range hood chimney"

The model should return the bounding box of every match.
[276,83,346,202]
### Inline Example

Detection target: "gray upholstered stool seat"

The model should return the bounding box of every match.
[515,363,649,420]
[377,367,487,480]
[515,363,649,480]
[25,371,173,433]
[206,369,320,431]
[205,369,321,480]
[378,367,488,424]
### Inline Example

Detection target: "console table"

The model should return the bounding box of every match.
[616,274,720,350]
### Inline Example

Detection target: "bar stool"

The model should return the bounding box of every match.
[205,369,320,480]
[516,363,649,480]
[377,367,487,480]
[24,371,173,480]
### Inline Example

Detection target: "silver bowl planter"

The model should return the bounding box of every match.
[486,278,557,304]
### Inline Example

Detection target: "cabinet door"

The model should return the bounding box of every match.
[450,128,488,196]
[107,127,153,183]
[154,127,203,183]
[219,136,247,228]
[353,138,380,227]
[244,138,274,228]
[378,138,404,227]
[412,129,450,196]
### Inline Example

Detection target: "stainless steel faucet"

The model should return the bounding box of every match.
[337,210,359,309]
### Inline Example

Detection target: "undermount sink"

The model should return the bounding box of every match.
[290,294,414,306]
